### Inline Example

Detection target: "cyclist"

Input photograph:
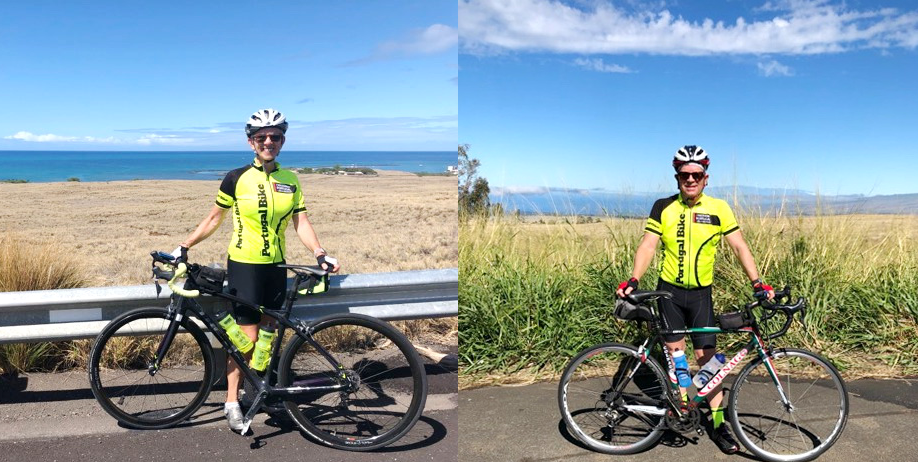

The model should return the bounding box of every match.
[172,108,341,432]
[616,145,774,454]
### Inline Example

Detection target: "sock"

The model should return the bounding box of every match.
[681,391,689,403]
[711,406,724,428]
[224,401,240,413]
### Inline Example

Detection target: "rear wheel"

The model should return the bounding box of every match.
[88,307,214,429]
[558,343,669,454]
[277,314,427,451]
[729,348,848,462]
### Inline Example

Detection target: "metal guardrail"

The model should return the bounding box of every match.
[0,269,458,344]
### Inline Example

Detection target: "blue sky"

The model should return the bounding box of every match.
[0,1,457,151]
[460,0,918,196]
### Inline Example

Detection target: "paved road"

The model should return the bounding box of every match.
[0,358,458,461]
[460,378,918,461]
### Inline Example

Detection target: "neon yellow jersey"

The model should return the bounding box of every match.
[644,193,739,289]
[215,159,307,264]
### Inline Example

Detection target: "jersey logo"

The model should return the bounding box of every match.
[273,183,296,194]
[693,213,721,226]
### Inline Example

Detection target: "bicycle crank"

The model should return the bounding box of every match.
[665,405,701,434]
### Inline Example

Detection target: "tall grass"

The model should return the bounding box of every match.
[459,211,918,388]
[0,234,89,373]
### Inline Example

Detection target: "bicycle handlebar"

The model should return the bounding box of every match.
[744,285,807,340]
[150,251,200,298]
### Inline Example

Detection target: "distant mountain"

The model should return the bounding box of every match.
[489,186,918,216]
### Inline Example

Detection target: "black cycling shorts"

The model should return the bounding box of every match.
[656,279,717,349]
[226,259,287,325]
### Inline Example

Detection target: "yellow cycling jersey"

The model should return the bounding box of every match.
[215,159,307,264]
[644,193,739,289]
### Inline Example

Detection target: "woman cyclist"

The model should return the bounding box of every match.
[173,108,340,432]
[616,145,774,454]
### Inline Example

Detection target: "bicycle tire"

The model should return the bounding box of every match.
[88,307,214,429]
[729,348,848,462]
[277,313,427,451]
[558,343,669,454]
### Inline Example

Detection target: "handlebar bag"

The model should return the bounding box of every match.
[193,265,226,292]
[718,310,752,329]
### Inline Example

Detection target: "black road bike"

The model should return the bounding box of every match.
[558,287,848,462]
[88,251,427,451]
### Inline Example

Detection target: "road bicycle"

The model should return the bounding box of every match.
[88,251,427,451]
[557,287,848,462]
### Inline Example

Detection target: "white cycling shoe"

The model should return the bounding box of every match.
[224,405,245,432]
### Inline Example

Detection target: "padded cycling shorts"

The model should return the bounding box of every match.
[656,279,717,349]
[226,259,287,325]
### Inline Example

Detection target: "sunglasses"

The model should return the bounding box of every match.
[676,171,706,182]
[252,134,284,143]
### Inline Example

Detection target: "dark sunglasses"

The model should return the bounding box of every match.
[676,171,706,182]
[252,134,284,143]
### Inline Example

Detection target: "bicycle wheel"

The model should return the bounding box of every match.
[558,343,669,454]
[729,348,848,462]
[88,307,214,429]
[277,313,427,451]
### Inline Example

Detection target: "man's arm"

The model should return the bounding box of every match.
[616,232,659,297]
[724,230,774,299]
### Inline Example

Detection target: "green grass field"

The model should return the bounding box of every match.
[459,211,918,388]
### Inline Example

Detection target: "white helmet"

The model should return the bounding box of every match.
[673,145,709,171]
[245,108,288,137]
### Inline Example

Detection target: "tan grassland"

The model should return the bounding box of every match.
[0,170,458,286]
[0,170,457,364]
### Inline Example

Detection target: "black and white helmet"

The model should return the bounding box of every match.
[245,108,288,137]
[673,145,709,171]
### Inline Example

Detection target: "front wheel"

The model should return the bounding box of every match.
[729,348,848,462]
[88,307,214,429]
[277,314,427,451]
[558,343,669,454]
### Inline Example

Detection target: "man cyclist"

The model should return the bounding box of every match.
[616,145,774,454]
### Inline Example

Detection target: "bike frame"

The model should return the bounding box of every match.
[629,323,792,416]
[153,271,348,404]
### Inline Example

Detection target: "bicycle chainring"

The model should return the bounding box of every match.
[665,404,701,434]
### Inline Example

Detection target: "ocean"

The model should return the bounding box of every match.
[0,150,456,182]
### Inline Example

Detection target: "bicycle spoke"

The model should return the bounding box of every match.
[731,349,848,462]
[558,344,667,455]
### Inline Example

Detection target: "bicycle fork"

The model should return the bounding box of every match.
[149,298,185,376]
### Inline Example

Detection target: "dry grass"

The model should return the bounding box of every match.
[0,232,88,291]
[0,170,458,285]
[0,171,458,373]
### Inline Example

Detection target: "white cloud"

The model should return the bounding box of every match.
[758,59,795,76]
[136,134,195,145]
[459,0,918,56]
[344,24,458,66]
[4,131,118,143]
[4,131,193,145]
[492,185,551,195]
[573,57,634,73]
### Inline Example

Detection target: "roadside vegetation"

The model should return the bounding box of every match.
[459,209,918,389]
[297,165,378,175]
[0,234,89,373]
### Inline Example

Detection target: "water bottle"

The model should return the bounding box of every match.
[215,309,254,354]
[672,349,692,388]
[693,353,726,388]
[249,326,276,372]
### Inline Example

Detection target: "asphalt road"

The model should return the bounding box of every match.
[0,358,458,462]
[460,378,918,461]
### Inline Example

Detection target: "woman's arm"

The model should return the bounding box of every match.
[292,212,340,272]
